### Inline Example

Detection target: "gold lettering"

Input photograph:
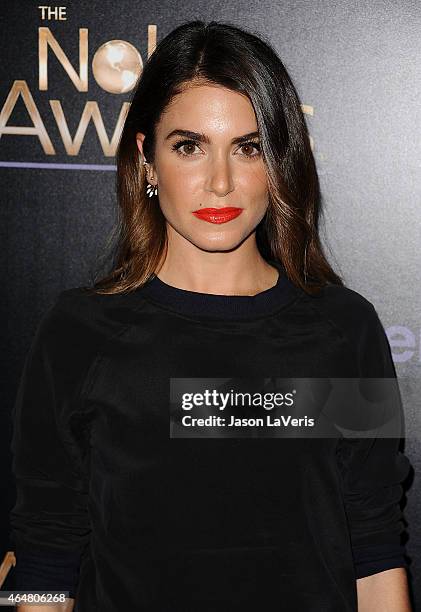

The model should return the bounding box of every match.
[301,104,314,151]
[50,100,130,156]
[0,80,55,154]
[148,25,157,58]
[39,27,88,91]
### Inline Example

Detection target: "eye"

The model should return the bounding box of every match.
[237,141,261,159]
[171,139,202,157]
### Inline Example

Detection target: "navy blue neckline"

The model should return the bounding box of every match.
[139,259,300,320]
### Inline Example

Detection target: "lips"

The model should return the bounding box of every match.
[192,207,243,224]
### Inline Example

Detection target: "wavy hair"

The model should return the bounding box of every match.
[90,20,344,295]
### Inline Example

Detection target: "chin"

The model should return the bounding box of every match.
[188,232,251,253]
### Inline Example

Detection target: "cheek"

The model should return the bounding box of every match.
[241,169,269,226]
[157,157,202,196]
[161,181,199,217]
[155,161,199,219]
[238,165,268,203]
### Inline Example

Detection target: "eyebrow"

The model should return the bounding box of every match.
[164,129,260,145]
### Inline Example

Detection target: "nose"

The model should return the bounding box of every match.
[204,155,235,197]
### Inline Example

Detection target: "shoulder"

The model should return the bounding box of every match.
[305,282,381,336]
[54,285,135,319]
[21,286,149,405]
[304,282,393,376]
[49,284,146,325]
[33,285,146,358]
[309,282,376,313]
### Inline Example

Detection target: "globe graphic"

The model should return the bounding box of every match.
[92,40,143,94]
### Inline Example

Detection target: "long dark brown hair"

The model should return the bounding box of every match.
[90,20,344,296]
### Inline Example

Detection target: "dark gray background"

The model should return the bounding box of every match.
[1,0,420,607]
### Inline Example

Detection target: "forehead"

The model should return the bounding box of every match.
[157,84,258,136]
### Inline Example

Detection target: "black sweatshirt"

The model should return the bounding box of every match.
[10,259,411,611]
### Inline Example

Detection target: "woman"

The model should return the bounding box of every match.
[10,20,412,611]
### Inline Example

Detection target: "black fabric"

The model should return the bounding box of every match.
[352,543,408,579]
[10,259,411,611]
[13,545,82,598]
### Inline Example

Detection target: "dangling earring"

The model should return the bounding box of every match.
[146,183,158,197]
[142,158,158,197]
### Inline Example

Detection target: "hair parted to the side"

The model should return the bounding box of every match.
[89,20,344,296]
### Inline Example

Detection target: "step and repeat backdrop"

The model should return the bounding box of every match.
[1,0,420,608]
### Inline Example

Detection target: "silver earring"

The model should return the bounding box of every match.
[143,158,158,197]
[146,183,158,197]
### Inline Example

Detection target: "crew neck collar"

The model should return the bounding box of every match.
[139,259,301,320]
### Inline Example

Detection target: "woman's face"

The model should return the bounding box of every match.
[136,83,269,253]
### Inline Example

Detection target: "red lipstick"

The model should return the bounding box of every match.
[192,207,243,224]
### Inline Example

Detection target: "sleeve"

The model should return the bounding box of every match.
[9,291,93,597]
[335,302,412,579]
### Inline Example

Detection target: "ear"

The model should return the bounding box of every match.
[135,132,146,160]
[135,132,157,185]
